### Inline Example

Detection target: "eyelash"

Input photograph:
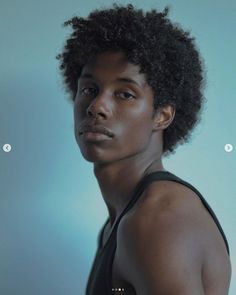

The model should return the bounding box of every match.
[79,87,136,100]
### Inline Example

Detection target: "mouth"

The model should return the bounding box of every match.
[78,124,114,142]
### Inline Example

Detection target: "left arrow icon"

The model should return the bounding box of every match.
[3,144,12,152]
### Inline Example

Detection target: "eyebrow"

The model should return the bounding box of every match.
[80,73,141,87]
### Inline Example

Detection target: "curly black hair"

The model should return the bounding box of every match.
[56,3,205,156]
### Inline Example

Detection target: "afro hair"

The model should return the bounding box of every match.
[56,3,205,156]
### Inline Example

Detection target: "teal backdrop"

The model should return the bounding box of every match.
[0,0,235,294]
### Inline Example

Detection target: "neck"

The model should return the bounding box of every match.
[93,148,165,226]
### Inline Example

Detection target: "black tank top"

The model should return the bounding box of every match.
[85,171,230,295]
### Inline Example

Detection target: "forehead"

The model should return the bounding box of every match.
[81,51,149,88]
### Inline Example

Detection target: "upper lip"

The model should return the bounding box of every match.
[79,124,114,138]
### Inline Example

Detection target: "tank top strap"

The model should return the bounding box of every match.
[121,171,177,217]
[105,171,173,241]
[98,171,171,249]
[117,171,183,221]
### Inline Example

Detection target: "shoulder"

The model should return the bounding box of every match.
[115,180,230,294]
[118,179,208,261]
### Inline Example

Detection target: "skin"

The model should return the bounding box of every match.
[74,52,231,294]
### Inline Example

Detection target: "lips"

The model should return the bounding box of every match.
[79,124,114,138]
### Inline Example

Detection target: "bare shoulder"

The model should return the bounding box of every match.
[115,180,231,294]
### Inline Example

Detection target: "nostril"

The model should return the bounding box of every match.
[87,104,99,118]
[87,110,98,119]
[86,102,108,119]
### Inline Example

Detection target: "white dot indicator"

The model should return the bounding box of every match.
[3,144,12,152]
[112,287,125,292]
[224,144,233,153]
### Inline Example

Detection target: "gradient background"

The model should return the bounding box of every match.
[0,0,235,294]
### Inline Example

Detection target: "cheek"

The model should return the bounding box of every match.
[73,100,88,131]
[123,103,153,135]
[73,103,84,143]
[115,113,153,150]
[74,99,85,118]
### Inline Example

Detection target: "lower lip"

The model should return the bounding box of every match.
[81,131,112,141]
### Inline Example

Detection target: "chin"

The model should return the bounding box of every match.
[78,145,111,163]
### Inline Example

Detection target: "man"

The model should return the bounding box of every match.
[57,4,231,294]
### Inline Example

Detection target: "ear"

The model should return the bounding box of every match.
[152,105,175,131]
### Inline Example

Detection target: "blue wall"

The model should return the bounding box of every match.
[1,0,235,294]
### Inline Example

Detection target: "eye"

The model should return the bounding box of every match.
[116,92,136,100]
[80,87,97,97]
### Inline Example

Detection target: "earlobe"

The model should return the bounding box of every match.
[153,105,175,131]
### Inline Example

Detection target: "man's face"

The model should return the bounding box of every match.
[74,51,157,165]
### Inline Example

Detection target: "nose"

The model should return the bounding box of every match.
[86,92,112,119]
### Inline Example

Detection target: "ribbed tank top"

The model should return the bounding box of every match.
[85,171,230,295]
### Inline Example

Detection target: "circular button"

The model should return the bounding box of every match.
[224,144,233,153]
[3,144,12,152]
